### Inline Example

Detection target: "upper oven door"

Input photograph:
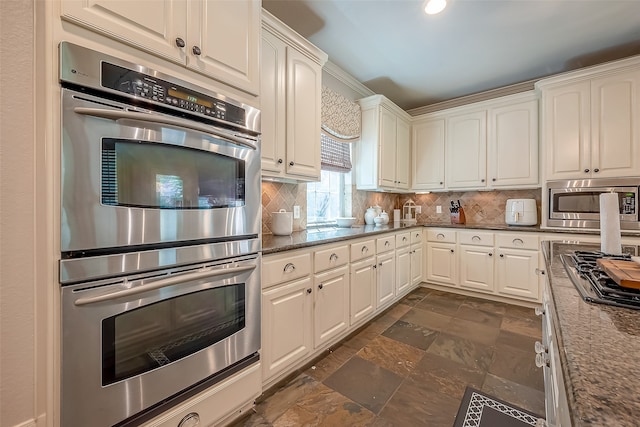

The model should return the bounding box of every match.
[61,88,261,253]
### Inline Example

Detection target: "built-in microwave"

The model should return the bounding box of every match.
[547,179,639,230]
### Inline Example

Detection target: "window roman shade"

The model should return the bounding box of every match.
[320,133,352,172]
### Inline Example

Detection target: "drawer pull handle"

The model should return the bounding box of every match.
[535,268,546,276]
[534,341,548,354]
[437,233,445,240]
[535,306,545,316]
[330,253,339,262]
[361,246,369,254]
[178,412,200,427]
[283,263,296,273]
[472,235,480,242]
[385,241,390,247]
[535,353,550,368]
[513,238,524,246]
[403,237,407,242]
[415,233,420,238]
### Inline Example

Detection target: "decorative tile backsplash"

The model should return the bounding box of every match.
[261,179,542,233]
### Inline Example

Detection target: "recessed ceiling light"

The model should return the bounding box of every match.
[425,0,447,15]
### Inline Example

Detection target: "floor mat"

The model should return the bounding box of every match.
[453,387,544,427]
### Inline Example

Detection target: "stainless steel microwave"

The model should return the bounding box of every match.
[547,179,639,230]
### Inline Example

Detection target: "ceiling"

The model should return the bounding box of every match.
[262,0,640,111]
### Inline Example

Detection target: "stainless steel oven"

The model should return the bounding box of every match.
[58,42,262,427]
[60,41,261,254]
[547,178,639,230]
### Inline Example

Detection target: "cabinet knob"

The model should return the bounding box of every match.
[481,179,485,182]
[175,37,186,48]
[439,181,443,185]
[594,168,600,173]
[318,283,324,290]
[492,178,496,182]
[535,353,550,368]
[488,253,493,257]
[499,254,504,258]
[584,168,590,173]
[306,288,312,294]
[379,262,383,267]
[535,341,548,354]
[289,161,295,166]
[450,249,454,253]
[277,158,283,164]
[192,45,202,56]
[535,306,545,316]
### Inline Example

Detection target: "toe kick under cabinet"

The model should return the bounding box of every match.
[261,229,425,387]
[426,228,542,304]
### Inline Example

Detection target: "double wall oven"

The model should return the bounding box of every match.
[59,42,261,427]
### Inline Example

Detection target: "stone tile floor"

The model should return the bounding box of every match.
[232,287,544,427]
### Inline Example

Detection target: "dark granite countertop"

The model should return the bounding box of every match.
[541,240,640,427]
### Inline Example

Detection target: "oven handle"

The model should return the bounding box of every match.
[73,264,256,306]
[73,107,258,151]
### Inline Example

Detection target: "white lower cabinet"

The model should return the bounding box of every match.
[262,275,313,381]
[426,229,458,286]
[313,265,349,348]
[350,256,376,326]
[425,228,541,304]
[395,246,411,297]
[377,250,396,310]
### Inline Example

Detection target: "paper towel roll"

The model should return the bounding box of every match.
[600,193,622,255]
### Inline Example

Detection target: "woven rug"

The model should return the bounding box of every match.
[452,387,544,427]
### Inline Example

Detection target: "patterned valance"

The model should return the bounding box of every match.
[321,86,361,142]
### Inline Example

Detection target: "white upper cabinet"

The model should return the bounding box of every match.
[61,0,260,95]
[488,98,539,187]
[539,62,640,180]
[261,11,327,182]
[411,118,446,191]
[356,95,411,191]
[446,110,488,189]
[414,91,539,191]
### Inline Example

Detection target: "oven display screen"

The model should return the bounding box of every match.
[101,285,246,386]
[168,88,213,108]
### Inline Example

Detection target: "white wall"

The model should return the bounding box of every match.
[0,1,40,426]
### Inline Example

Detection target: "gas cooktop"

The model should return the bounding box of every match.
[561,250,640,310]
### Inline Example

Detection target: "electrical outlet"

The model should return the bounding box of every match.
[436,205,442,214]
[416,205,422,214]
[293,205,301,219]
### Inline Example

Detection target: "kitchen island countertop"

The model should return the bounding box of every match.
[542,240,640,426]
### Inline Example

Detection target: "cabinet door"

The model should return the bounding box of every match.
[590,69,640,178]
[488,99,539,187]
[496,248,540,301]
[61,0,187,63]
[447,110,487,189]
[262,277,312,381]
[350,258,376,326]
[426,243,457,286]
[286,47,322,181]
[543,81,591,180]
[377,251,396,310]
[395,117,411,189]
[459,245,495,293]
[314,266,349,348]
[410,244,423,287]
[395,247,411,297]
[412,119,446,190]
[379,106,397,188]
[260,30,286,176]
[187,0,260,94]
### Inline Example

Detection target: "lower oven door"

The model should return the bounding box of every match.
[61,254,260,427]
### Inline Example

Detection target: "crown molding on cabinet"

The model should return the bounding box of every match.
[323,60,375,99]
[407,79,536,116]
[262,9,328,66]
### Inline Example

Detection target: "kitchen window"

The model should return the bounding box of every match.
[307,134,353,226]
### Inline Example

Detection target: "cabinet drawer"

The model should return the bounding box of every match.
[351,239,376,262]
[497,233,539,250]
[426,229,457,243]
[314,245,349,273]
[396,232,411,248]
[377,235,396,253]
[410,229,423,245]
[263,252,311,288]
[458,231,494,247]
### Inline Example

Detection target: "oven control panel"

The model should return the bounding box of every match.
[100,62,246,126]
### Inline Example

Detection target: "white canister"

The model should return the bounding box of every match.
[365,207,377,225]
[380,211,389,224]
[272,209,293,236]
